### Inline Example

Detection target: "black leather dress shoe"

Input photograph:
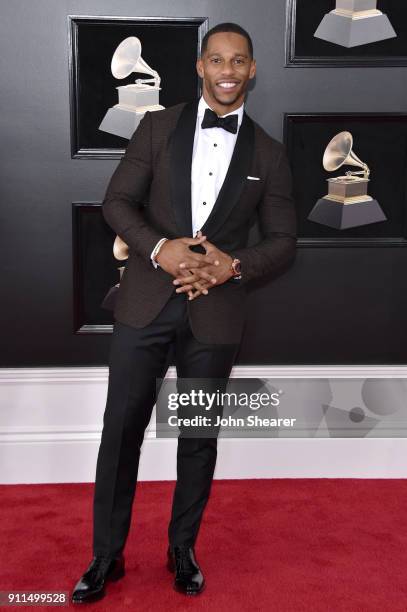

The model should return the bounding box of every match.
[71,554,125,604]
[167,545,205,595]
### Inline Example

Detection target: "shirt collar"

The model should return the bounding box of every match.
[198,96,244,127]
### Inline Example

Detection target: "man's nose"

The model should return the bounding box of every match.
[220,63,235,75]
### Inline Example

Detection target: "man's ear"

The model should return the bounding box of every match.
[249,59,257,80]
[196,58,204,79]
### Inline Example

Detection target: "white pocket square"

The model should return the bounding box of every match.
[247,176,261,181]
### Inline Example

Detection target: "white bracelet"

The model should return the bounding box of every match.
[151,237,168,267]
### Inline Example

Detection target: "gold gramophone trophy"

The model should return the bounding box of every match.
[100,237,127,311]
[314,0,396,48]
[307,131,386,230]
[99,36,164,139]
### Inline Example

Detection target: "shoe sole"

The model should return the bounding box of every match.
[71,590,106,605]
[173,581,206,596]
[71,567,125,604]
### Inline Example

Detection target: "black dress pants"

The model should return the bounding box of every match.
[92,290,239,557]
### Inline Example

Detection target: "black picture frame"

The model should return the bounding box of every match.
[285,0,407,67]
[72,202,118,333]
[284,113,407,246]
[68,15,208,159]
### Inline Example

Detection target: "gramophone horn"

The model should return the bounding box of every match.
[323,131,367,173]
[111,36,157,80]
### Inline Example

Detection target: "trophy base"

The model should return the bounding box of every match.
[314,11,396,48]
[308,197,387,229]
[117,84,161,108]
[99,104,164,139]
[326,176,370,201]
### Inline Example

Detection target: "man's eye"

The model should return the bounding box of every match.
[211,58,221,63]
[235,59,244,64]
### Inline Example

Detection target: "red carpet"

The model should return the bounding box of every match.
[1,479,407,611]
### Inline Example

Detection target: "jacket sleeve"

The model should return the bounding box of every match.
[232,143,297,284]
[102,111,165,261]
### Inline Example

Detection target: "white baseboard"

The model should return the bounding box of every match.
[1,366,406,484]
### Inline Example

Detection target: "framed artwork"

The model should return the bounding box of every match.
[286,0,407,67]
[68,15,208,159]
[284,113,407,245]
[72,203,118,333]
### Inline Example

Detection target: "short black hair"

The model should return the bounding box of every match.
[200,22,253,58]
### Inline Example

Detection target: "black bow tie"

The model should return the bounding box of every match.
[201,108,239,134]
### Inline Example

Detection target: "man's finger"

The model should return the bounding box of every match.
[176,280,208,295]
[188,287,206,300]
[200,240,220,265]
[181,235,207,246]
[176,284,208,295]
[192,280,208,295]
[178,256,218,269]
[176,284,194,293]
[173,271,217,285]
[186,277,214,300]
[177,268,199,300]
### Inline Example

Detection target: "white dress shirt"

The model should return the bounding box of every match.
[150,96,244,267]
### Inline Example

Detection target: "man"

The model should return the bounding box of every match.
[72,22,296,603]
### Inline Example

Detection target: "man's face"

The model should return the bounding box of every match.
[196,31,256,113]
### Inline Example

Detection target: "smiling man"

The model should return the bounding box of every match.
[72,22,297,603]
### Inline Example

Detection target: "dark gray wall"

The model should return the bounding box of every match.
[1,0,406,366]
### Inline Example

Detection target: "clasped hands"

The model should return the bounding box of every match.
[155,231,234,300]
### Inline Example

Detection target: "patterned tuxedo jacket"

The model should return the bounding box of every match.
[102,100,297,344]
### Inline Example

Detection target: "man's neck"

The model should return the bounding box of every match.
[202,92,244,117]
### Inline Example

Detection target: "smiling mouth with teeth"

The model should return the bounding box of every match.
[217,82,239,89]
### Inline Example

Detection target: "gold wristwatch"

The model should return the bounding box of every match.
[230,257,242,279]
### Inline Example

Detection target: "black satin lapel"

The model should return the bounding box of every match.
[199,112,255,238]
[169,100,199,237]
